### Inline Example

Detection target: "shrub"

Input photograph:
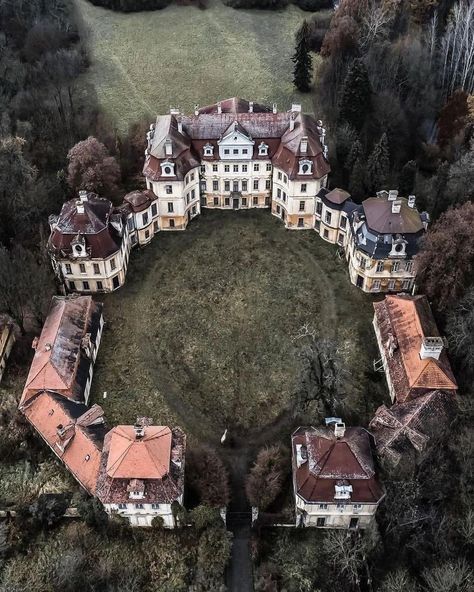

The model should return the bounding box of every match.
[189,505,222,530]
[186,445,230,508]
[245,445,289,510]
[151,515,165,529]
[76,496,109,529]
[87,0,172,11]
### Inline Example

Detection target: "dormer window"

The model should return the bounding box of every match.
[127,478,145,499]
[203,143,214,157]
[258,142,268,156]
[160,161,175,177]
[71,235,87,258]
[299,159,312,175]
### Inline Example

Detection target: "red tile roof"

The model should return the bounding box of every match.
[292,426,383,504]
[373,295,457,403]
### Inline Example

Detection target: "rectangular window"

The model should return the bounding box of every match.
[392,261,400,272]
[353,504,362,510]
[224,164,230,173]
[319,504,328,509]
[253,179,259,191]
[336,503,344,510]
[242,164,248,172]
[118,503,126,510]
[405,261,413,273]
[242,197,247,206]
[254,164,260,172]
[96,281,103,290]
[212,164,218,172]
[224,149,230,155]
[224,197,230,206]
[151,503,160,510]
[376,261,384,273]
[276,205,281,214]
[299,201,305,212]
[233,181,239,191]
[151,203,157,217]
[277,188,281,198]
[186,194,190,204]
[142,212,149,225]
[200,165,206,173]
[338,233,344,244]
[233,149,239,155]
[242,149,248,155]
[83,281,90,290]
[165,185,172,194]
[224,181,230,192]
[169,219,175,228]
[253,196,258,206]
[65,264,72,275]
[136,504,144,509]
[316,202,322,215]
[315,220,320,231]
[167,202,174,213]
[233,164,239,173]
[79,263,86,274]
[316,517,326,527]
[191,173,195,181]
[127,217,134,231]
[402,279,411,290]
[69,281,76,291]
[349,518,359,529]
[191,189,195,200]
[301,183,307,193]
[298,218,304,227]
[388,279,396,290]
[110,258,116,271]
[265,179,271,190]
[372,280,381,291]
[283,192,287,202]
[145,230,150,239]
[340,216,347,229]
[266,163,272,171]
[323,229,329,239]
[213,197,219,205]
[213,180,219,191]
[283,175,287,184]
[153,221,158,232]
[93,263,100,275]
[325,212,332,224]
[242,180,248,192]
[278,171,282,180]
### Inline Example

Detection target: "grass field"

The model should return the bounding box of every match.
[90,210,385,443]
[75,0,318,131]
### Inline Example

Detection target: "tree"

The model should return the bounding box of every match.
[196,527,232,588]
[292,21,313,93]
[445,140,474,206]
[66,136,121,196]
[245,445,289,510]
[378,569,419,592]
[415,202,474,312]
[437,90,469,149]
[399,160,417,196]
[186,445,230,508]
[338,59,372,132]
[446,287,474,373]
[349,157,367,201]
[0,137,37,246]
[423,558,472,592]
[189,505,222,530]
[77,496,109,529]
[366,133,390,192]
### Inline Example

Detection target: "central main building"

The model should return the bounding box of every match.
[142,97,330,231]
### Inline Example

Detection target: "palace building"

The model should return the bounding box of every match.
[292,422,384,529]
[143,98,330,231]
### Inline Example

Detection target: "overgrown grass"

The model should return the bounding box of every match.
[75,0,317,131]
[91,210,384,441]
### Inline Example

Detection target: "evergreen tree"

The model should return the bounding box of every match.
[339,59,372,132]
[366,133,390,193]
[292,21,312,93]
[399,160,417,196]
[349,157,366,202]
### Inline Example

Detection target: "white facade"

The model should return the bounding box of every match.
[104,497,182,528]
[294,493,379,529]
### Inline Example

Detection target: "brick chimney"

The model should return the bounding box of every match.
[217,102,222,114]
[272,103,277,114]
[248,101,254,113]
[420,337,444,360]
[334,422,346,438]
[194,104,199,116]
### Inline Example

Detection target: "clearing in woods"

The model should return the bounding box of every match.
[90,209,384,442]
[75,0,318,131]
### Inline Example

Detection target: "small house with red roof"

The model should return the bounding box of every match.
[96,419,185,527]
[373,294,457,403]
[292,422,384,529]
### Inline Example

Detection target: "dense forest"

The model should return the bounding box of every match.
[0,0,473,590]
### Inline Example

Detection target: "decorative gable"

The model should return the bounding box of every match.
[218,121,255,160]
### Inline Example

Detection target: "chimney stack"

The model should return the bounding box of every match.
[420,336,444,360]
[194,104,199,116]
[408,195,416,208]
[392,200,402,214]
[388,190,398,201]
[289,113,296,132]
[164,139,173,156]
[300,136,308,154]
[272,103,277,114]
[248,101,254,113]
[177,118,183,134]
[334,422,346,438]
[134,423,145,439]
[217,102,222,114]
[291,103,302,113]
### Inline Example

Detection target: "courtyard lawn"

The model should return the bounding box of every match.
[90,210,386,442]
[75,0,317,131]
